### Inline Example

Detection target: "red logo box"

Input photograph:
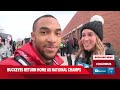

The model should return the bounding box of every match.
[93,55,115,67]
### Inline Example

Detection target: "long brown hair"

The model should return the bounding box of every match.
[75,34,106,62]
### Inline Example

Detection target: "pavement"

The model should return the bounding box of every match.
[57,53,76,66]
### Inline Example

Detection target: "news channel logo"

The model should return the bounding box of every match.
[93,67,115,74]
[76,61,90,68]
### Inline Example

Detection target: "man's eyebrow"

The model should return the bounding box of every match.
[40,27,49,30]
[56,28,62,31]
[40,27,61,31]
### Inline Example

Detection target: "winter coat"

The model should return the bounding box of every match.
[74,43,120,67]
[104,43,120,67]
[0,42,64,66]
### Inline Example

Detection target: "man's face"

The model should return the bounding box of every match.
[31,17,61,60]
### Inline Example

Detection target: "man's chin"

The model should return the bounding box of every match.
[45,54,56,60]
[45,56,55,60]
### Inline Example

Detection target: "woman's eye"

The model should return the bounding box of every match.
[82,34,85,37]
[88,33,93,36]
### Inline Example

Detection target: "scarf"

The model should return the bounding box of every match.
[84,50,94,65]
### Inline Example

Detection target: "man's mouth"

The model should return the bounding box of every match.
[45,46,57,52]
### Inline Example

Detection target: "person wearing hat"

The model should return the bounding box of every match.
[74,15,120,68]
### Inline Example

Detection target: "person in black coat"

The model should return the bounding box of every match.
[66,37,73,65]
[12,41,16,54]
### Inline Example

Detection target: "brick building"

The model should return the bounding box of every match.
[61,11,120,56]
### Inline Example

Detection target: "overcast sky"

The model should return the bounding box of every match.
[0,11,77,41]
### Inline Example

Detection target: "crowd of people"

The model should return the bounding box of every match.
[59,37,79,65]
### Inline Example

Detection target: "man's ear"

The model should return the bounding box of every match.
[31,32,35,41]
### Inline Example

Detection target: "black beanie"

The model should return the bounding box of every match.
[80,21,103,41]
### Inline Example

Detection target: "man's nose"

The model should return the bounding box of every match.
[47,33,56,43]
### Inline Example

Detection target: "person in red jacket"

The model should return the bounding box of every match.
[0,14,64,66]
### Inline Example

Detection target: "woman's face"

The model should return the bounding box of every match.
[81,29,97,51]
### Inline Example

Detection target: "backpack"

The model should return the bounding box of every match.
[14,56,31,66]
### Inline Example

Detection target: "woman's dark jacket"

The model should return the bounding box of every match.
[75,43,120,67]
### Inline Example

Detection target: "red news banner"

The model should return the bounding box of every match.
[0,66,90,74]
[1,55,120,79]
